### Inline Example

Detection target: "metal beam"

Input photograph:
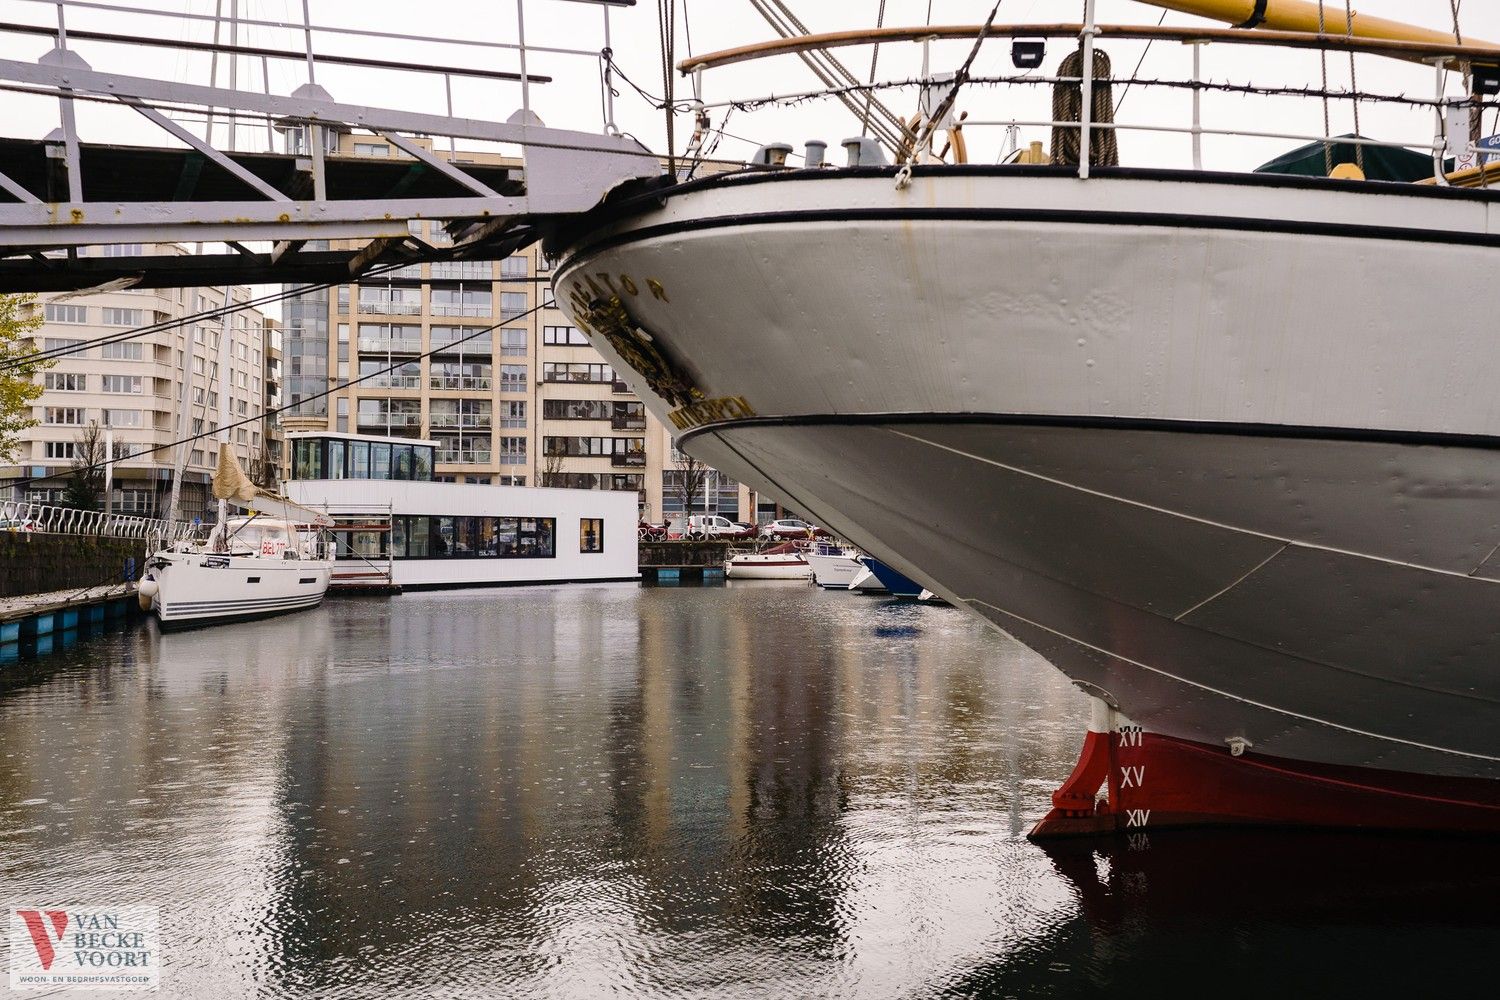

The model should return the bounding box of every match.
[0,167,38,203]
[0,56,653,157]
[121,97,290,201]
[0,195,531,247]
[377,132,503,198]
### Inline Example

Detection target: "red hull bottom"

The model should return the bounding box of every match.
[1029,728,1500,839]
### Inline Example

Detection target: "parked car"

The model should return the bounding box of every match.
[759,518,828,540]
[683,514,757,540]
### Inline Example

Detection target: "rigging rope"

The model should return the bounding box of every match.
[860,0,888,139]
[1317,0,1332,175]
[657,0,676,175]
[1345,0,1363,171]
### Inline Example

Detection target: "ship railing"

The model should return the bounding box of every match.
[676,20,1500,189]
[0,500,196,543]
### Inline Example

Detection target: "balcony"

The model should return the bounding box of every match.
[429,375,492,391]
[437,449,491,464]
[612,451,647,469]
[429,413,492,431]
[431,302,491,318]
[612,378,633,394]
[358,411,423,430]
[363,374,422,390]
[358,302,422,317]
[429,261,492,281]
[611,415,647,431]
[358,337,423,354]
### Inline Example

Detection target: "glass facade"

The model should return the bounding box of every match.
[390,515,555,558]
[285,269,330,416]
[292,436,435,482]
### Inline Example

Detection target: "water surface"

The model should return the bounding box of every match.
[1,584,1495,997]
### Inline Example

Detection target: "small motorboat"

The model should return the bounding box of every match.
[864,558,925,599]
[725,541,812,580]
[805,542,863,589]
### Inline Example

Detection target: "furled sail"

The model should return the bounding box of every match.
[212,443,334,527]
[1139,1,1489,49]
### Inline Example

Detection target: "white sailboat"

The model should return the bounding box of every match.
[139,444,335,629]
[141,296,334,629]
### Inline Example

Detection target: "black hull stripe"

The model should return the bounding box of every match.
[162,596,325,614]
[557,204,1500,278]
[164,592,326,608]
[677,411,1500,452]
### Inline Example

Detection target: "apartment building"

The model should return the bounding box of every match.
[280,132,760,525]
[4,246,276,521]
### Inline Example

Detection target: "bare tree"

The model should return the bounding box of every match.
[64,419,106,510]
[540,438,567,487]
[673,446,709,522]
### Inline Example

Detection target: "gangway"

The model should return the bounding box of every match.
[0,2,655,291]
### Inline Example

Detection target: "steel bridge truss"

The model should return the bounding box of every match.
[0,39,657,291]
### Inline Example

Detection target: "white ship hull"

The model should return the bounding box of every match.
[552,166,1500,832]
[146,550,332,629]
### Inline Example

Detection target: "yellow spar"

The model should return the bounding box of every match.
[1139,0,1491,49]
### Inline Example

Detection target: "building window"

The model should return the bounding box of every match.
[500,328,527,356]
[44,441,75,459]
[430,326,490,356]
[103,409,142,428]
[44,407,85,425]
[44,303,87,324]
[499,365,527,392]
[499,475,526,486]
[500,400,526,428]
[101,307,143,326]
[500,256,528,278]
[580,518,604,553]
[101,244,144,257]
[44,337,86,356]
[101,342,144,360]
[499,436,527,465]
[44,372,85,392]
[543,325,589,346]
[393,515,555,559]
[354,142,390,157]
[499,292,527,321]
[542,398,609,421]
[101,374,143,394]
[431,286,492,318]
[113,488,155,513]
[543,362,614,384]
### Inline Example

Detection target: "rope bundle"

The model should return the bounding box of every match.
[1051,47,1119,168]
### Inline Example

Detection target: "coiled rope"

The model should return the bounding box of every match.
[1052,47,1118,167]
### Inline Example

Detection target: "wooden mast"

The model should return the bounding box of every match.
[1138,0,1484,49]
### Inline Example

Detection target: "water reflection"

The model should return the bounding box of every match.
[0,584,1492,997]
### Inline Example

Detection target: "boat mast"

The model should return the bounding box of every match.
[165,306,196,525]
[1138,0,1489,49]
[214,286,234,544]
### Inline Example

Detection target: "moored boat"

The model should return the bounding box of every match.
[549,4,1500,835]
[725,541,812,580]
[141,444,335,630]
[805,542,864,589]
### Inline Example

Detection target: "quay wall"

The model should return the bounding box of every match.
[0,532,145,599]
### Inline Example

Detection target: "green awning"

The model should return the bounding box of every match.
[1254,134,1444,183]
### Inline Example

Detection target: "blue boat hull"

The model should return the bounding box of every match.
[864,558,923,599]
